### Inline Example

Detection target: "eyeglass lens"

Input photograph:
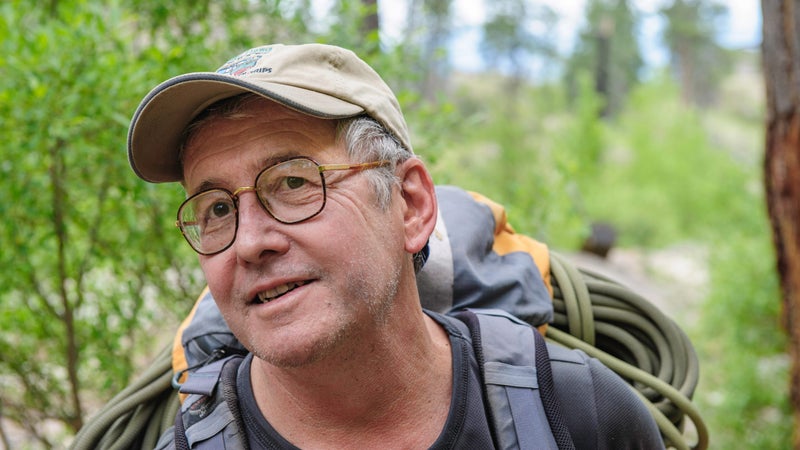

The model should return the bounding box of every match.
[177,158,326,255]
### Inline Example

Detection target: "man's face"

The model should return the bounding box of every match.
[181,99,408,368]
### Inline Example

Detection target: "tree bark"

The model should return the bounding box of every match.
[762,1,800,447]
[360,0,379,46]
[595,16,612,118]
[49,138,83,432]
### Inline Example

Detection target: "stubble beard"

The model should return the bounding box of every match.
[248,257,403,369]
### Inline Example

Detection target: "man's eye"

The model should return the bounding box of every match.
[285,176,307,189]
[210,202,232,218]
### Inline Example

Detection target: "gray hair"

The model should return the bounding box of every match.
[337,115,413,210]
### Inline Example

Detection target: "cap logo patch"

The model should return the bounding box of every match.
[216,47,274,77]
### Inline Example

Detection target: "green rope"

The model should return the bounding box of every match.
[547,252,708,450]
[550,254,596,344]
[69,345,177,450]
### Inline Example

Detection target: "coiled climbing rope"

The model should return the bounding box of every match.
[547,252,708,450]
[70,345,178,449]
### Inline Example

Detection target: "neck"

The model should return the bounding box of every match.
[250,303,452,449]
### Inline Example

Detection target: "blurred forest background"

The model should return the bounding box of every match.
[0,0,787,448]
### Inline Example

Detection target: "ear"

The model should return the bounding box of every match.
[396,158,437,254]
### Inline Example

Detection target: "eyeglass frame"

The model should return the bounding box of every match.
[175,156,391,255]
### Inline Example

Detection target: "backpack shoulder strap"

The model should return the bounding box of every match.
[455,309,575,450]
[174,355,249,450]
[532,323,578,450]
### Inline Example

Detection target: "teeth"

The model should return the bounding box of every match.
[257,281,306,303]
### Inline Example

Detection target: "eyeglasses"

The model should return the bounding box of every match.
[176,156,390,255]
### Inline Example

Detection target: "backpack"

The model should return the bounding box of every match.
[71,186,707,450]
[167,309,582,450]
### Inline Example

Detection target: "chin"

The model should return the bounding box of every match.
[248,321,354,369]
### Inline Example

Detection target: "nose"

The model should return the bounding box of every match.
[233,190,290,263]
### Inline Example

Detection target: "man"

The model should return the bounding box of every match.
[128,43,663,449]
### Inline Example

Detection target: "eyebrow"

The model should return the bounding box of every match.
[191,179,224,195]
[187,151,307,196]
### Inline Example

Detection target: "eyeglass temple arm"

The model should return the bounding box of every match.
[318,160,389,172]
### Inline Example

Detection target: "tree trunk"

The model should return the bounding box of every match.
[360,0,379,49]
[762,1,800,447]
[677,42,695,105]
[595,14,613,118]
[49,138,84,432]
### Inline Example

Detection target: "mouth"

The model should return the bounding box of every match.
[254,280,311,304]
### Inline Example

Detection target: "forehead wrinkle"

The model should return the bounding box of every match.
[182,100,341,193]
[187,150,313,196]
[184,112,322,157]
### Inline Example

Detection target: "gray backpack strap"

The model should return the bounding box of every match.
[456,309,574,450]
[174,355,249,450]
[532,324,577,450]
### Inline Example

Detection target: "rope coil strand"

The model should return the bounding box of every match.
[546,253,708,450]
[70,345,179,450]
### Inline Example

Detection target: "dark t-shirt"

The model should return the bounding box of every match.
[234,311,663,449]
[236,312,495,449]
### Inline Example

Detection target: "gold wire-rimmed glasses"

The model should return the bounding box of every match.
[176,156,390,255]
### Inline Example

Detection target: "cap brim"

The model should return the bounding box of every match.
[128,73,365,183]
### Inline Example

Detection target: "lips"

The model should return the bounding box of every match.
[255,280,310,303]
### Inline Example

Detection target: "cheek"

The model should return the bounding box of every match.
[199,255,235,298]
[346,211,406,274]
[327,199,402,252]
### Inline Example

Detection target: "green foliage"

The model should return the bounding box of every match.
[581,75,746,246]
[0,1,205,443]
[659,0,732,106]
[128,0,314,52]
[324,0,380,53]
[0,0,314,446]
[482,1,552,64]
[423,73,588,247]
[697,230,792,448]
[399,0,454,101]
[565,0,643,117]
[554,72,606,227]
[481,0,558,83]
[0,0,426,445]
[572,71,791,448]
[0,1,788,449]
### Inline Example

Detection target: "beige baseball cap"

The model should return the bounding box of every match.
[128,43,412,183]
